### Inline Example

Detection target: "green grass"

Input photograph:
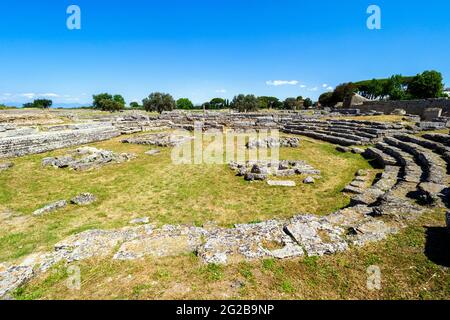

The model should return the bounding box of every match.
[13,209,448,300]
[0,134,370,263]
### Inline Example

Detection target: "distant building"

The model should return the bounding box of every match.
[344,93,371,108]
[444,88,450,97]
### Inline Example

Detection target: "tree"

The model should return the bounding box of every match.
[407,70,444,99]
[365,79,384,99]
[385,75,407,100]
[113,95,126,106]
[34,99,53,108]
[93,93,112,109]
[303,98,313,108]
[283,97,303,110]
[92,93,125,111]
[142,92,175,113]
[176,98,194,110]
[209,98,225,109]
[231,94,259,112]
[258,96,282,109]
[329,82,357,107]
[130,102,142,109]
[318,92,333,107]
[23,102,34,108]
[100,99,123,112]
[23,99,53,109]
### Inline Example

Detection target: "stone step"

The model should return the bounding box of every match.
[374,142,422,183]
[284,125,370,143]
[394,134,450,166]
[362,147,398,167]
[351,166,400,205]
[283,129,360,146]
[286,121,386,136]
[285,122,379,139]
[422,133,450,147]
[383,137,447,185]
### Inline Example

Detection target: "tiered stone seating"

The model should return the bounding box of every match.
[362,133,450,207]
[383,137,447,186]
[351,166,400,205]
[394,134,450,165]
[422,133,450,147]
[362,147,397,167]
[283,119,409,146]
[374,141,422,183]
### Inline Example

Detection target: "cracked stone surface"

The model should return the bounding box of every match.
[32,200,67,216]
[122,133,193,147]
[0,266,34,298]
[267,180,296,187]
[71,193,96,206]
[246,137,300,149]
[285,215,348,256]
[348,219,401,247]
[42,147,136,171]
[229,160,321,181]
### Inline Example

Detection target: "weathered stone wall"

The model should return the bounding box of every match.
[356,99,450,118]
[157,111,320,131]
[0,125,120,159]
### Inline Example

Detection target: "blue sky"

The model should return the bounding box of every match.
[1,0,449,106]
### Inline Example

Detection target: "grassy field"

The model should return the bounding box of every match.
[0,134,371,264]
[1,130,448,300]
[12,209,449,300]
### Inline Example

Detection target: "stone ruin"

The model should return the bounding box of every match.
[229,160,321,182]
[0,162,13,172]
[246,137,300,149]
[122,133,193,147]
[42,147,136,171]
[283,119,412,146]
[0,122,120,159]
[32,193,96,216]
[1,109,450,298]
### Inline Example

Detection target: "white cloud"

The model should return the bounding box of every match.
[266,80,299,86]
[215,89,227,93]
[64,97,80,102]
[300,84,307,88]
[326,86,334,91]
[21,93,36,99]
[41,93,60,98]
[322,84,328,88]
[307,87,319,92]
[19,93,60,99]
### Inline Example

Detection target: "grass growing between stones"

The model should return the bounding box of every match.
[0,134,370,263]
[12,210,449,300]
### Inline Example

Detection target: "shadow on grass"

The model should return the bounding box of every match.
[424,226,450,267]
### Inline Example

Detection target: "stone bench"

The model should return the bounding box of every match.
[375,142,422,183]
[351,166,400,205]
[383,137,447,185]
[363,147,398,167]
